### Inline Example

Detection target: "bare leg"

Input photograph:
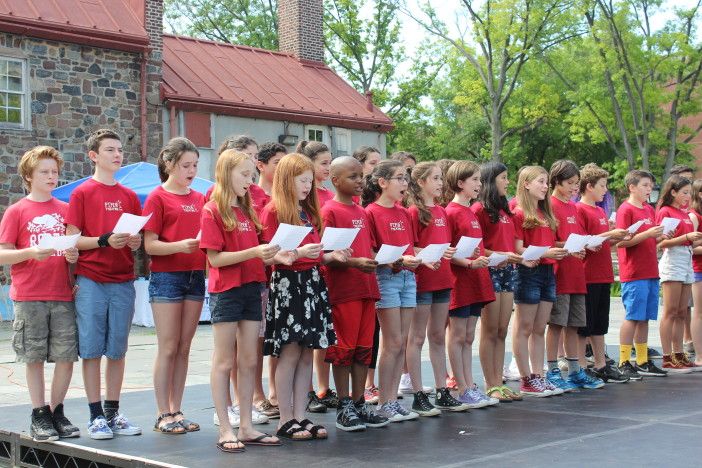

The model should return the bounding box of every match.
[513,303,537,377]
[26,362,46,408]
[313,349,331,395]
[105,358,125,401]
[50,361,74,409]
[672,285,692,354]
[447,317,468,393]
[530,301,553,375]
[351,363,367,401]
[170,300,202,414]
[152,302,183,417]
[463,316,479,387]
[692,282,702,365]
[406,304,431,392]
[546,323,563,362]
[268,356,279,405]
[390,308,414,397]
[82,358,102,404]
[376,307,402,405]
[211,322,241,449]
[480,299,500,388]
[660,282,682,355]
[427,301,450,388]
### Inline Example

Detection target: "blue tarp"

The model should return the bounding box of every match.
[52,162,213,206]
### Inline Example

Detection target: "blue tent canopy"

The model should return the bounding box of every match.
[52,162,213,206]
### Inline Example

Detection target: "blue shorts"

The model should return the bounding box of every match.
[489,265,515,293]
[449,302,487,318]
[695,272,702,283]
[148,270,206,303]
[416,288,451,305]
[210,282,263,324]
[621,278,660,321]
[376,268,417,309]
[74,276,135,360]
[514,264,556,305]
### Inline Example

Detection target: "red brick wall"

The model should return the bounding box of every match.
[278,0,324,63]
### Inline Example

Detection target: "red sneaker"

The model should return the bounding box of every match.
[445,375,458,390]
[662,355,692,374]
[364,385,379,404]
[519,375,550,397]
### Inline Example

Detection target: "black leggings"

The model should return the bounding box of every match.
[369,316,380,369]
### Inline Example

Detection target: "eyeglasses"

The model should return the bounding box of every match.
[388,176,409,183]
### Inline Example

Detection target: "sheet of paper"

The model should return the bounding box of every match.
[37,232,80,250]
[660,217,681,235]
[195,230,202,241]
[454,236,482,259]
[113,213,152,235]
[487,252,508,267]
[585,235,607,248]
[609,211,616,223]
[320,227,360,251]
[627,220,645,234]
[374,244,409,265]
[563,233,589,253]
[269,223,313,251]
[415,243,451,264]
[521,245,549,262]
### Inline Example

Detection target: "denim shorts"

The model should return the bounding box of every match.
[148,270,206,303]
[74,276,135,360]
[514,264,556,305]
[376,268,417,309]
[210,282,263,324]
[621,278,659,321]
[489,265,515,293]
[449,302,487,318]
[416,288,451,305]
[696,272,702,283]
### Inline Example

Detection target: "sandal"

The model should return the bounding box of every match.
[500,385,523,401]
[276,419,312,441]
[216,439,245,453]
[239,433,282,446]
[153,413,186,434]
[487,386,512,403]
[173,411,200,432]
[298,418,327,440]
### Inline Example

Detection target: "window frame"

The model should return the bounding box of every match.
[0,56,30,130]
[305,125,327,144]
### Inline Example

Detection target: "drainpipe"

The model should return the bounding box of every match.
[140,49,149,161]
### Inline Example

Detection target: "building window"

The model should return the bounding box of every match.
[0,57,27,128]
[306,126,325,143]
[335,128,351,156]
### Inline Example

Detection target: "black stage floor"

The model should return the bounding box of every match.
[3,359,702,467]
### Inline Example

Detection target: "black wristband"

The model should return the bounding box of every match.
[98,232,113,248]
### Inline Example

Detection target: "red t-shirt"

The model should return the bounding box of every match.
[0,198,73,301]
[199,202,266,293]
[260,205,322,271]
[321,200,380,303]
[143,186,206,272]
[551,197,587,294]
[656,205,694,246]
[316,187,335,208]
[471,202,515,253]
[616,201,658,282]
[576,202,614,284]
[692,210,702,273]
[445,202,495,308]
[508,197,518,211]
[513,207,556,265]
[364,202,416,259]
[408,205,453,293]
[66,178,141,283]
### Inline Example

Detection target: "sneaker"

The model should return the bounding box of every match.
[251,407,269,425]
[540,375,563,395]
[604,352,616,367]
[255,399,280,419]
[557,357,569,372]
[631,347,663,361]
[618,361,643,381]
[364,385,379,404]
[411,391,441,417]
[457,388,488,408]
[519,375,550,397]
[585,344,595,364]
[307,391,328,413]
[51,404,80,438]
[398,373,414,395]
[503,358,520,382]
[213,405,240,427]
[30,406,59,442]
[376,401,403,423]
[546,368,577,393]
[677,353,702,372]
[635,360,668,376]
[567,368,605,389]
[336,398,365,432]
[435,387,470,411]
[390,400,419,421]
[661,355,692,374]
[87,416,113,440]
[470,384,499,407]
[319,389,340,409]
[684,341,695,356]
[593,364,629,383]
[446,375,458,390]
[107,413,142,435]
[355,400,390,428]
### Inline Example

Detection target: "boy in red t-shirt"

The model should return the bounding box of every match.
[0,146,80,442]
[66,130,143,439]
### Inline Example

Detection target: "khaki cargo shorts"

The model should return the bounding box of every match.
[12,301,78,363]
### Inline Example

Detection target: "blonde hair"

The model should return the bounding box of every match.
[516,166,557,230]
[18,146,64,191]
[210,149,261,232]
[408,161,439,226]
[271,153,321,232]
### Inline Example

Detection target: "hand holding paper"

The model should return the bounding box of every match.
[415,243,450,264]
[454,236,481,259]
[375,244,409,265]
[585,235,607,249]
[320,227,360,251]
[113,213,152,235]
[38,232,80,251]
[487,252,508,267]
[563,233,589,253]
[521,245,549,262]
[627,220,645,234]
[659,217,680,236]
[269,223,313,251]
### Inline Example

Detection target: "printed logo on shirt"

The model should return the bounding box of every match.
[104,200,123,212]
[684,218,693,225]
[239,219,253,232]
[599,217,607,226]
[567,215,576,224]
[471,220,480,229]
[434,217,446,227]
[27,213,65,256]
[643,217,653,225]
[389,220,405,231]
[182,204,198,213]
[499,215,510,224]
[351,218,366,229]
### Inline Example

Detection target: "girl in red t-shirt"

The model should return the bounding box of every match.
[201,149,288,451]
[144,137,206,435]
[656,175,702,371]
[512,166,568,397]
[689,178,702,367]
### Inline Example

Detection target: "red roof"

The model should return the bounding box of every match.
[0,0,149,52]
[161,35,393,132]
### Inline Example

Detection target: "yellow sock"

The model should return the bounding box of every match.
[635,342,648,366]
[620,344,632,366]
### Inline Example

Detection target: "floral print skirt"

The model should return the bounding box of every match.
[263,266,336,357]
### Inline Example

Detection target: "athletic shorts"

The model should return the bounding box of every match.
[621,278,659,321]
[325,299,375,367]
[578,283,611,337]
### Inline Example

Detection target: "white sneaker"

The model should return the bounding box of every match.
[251,407,269,425]
[213,406,240,428]
[503,357,520,382]
[398,373,413,395]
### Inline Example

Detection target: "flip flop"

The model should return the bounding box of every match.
[216,440,245,453]
[299,418,327,440]
[239,433,282,446]
[500,385,523,401]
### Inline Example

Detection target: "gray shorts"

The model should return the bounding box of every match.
[549,294,586,327]
[659,246,694,284]
[12,301,78,363]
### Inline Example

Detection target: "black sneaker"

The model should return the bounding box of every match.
[319,389,340,409]
[604,352,615,367]
[635,360,667,377]
[631,347,663,361]
[594,365,629,384]
[354,399,389,428]
[30,405,59,442]
[51,403,80,438]
[307,391,327,413]
[618,361,643,381]
[411,391,440,417]
[335,398,365,432]
[434,387,469,412]
[585,344,594,363]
